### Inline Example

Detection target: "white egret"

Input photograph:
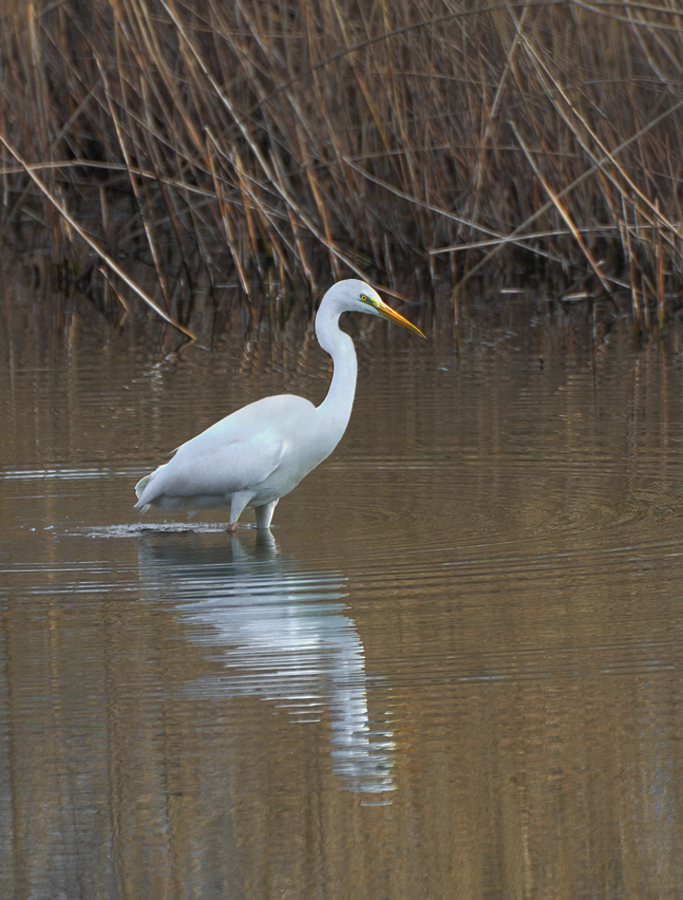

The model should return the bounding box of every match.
[134,279,424,530]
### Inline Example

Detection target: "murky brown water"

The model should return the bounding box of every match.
[2,297,683,898]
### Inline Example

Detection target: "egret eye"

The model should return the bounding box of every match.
[359,293,373,306]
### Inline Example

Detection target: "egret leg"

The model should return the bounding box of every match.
[255,499,278,530]
[228,491,254,532]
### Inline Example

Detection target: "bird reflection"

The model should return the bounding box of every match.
[137,531,395,793]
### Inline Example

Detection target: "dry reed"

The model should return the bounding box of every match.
[2,0,683,332]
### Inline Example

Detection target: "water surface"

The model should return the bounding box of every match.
[2,298,683,898]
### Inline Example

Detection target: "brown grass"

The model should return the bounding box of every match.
[2,0,683,332]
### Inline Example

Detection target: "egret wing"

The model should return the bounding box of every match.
[137,429,286,506]
[135,393,314,508]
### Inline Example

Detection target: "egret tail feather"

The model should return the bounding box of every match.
[135,473,152,499]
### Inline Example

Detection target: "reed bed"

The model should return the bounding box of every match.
[2,0,683,333]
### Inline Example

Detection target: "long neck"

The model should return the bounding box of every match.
[315,300,358,440]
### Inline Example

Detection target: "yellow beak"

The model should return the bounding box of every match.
[377,301,425,338]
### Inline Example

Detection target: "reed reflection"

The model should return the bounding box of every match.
[137,531,395,794]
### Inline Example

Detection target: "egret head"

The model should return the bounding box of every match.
[331,279,425,338]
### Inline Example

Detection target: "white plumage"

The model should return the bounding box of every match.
[134,279,423,530]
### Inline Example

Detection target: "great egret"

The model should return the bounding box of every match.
[134,279,424,530]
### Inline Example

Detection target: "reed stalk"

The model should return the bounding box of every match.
[1,0,683,329]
